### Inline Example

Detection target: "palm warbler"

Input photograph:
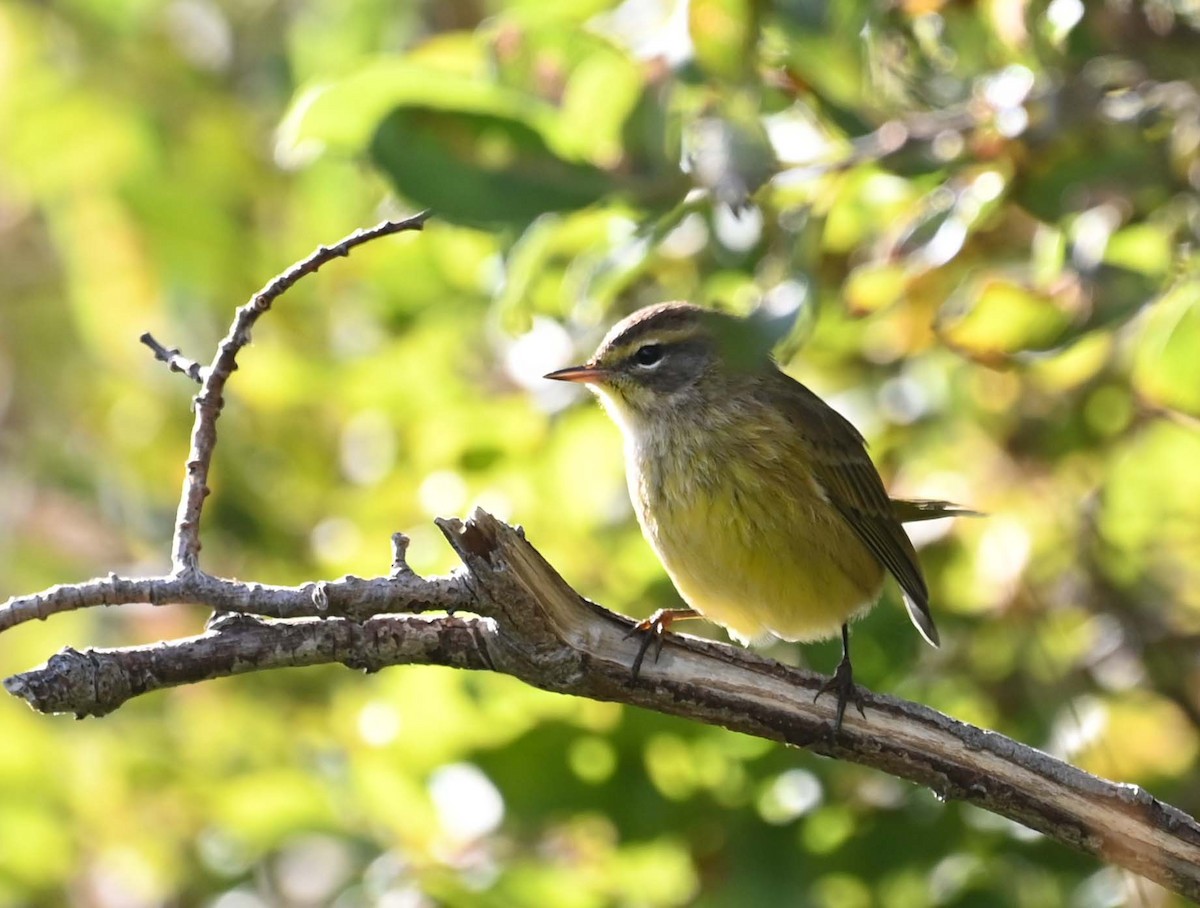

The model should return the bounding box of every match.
[546,302,968,730]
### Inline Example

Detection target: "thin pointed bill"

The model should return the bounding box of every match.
[543,365,609,384]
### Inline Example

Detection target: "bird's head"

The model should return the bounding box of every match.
[544,302,774,426]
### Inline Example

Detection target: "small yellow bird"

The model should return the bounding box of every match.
[546,302,968,729]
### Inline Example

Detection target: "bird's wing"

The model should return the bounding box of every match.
[776,376,940,647]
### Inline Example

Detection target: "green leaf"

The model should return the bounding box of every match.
[1133,277,1200,417]
[844,261,908,315]
[279,55,501,155]
[690,0,758,81]
[371,107,615,228]
[1105,223,1175,277]
[936,272,1081,362]
[556,36,646,167]
[773,0,871,114]
[1084,263,1164,332]
[284,47,679,227]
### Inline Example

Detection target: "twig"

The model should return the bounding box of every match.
[139,334,206,384]
[169,211,431,575]
[4,510,1199,900]
[5,212,1198,899]
[0,567,466,634]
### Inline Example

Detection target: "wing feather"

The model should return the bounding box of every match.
[769,372,940,646]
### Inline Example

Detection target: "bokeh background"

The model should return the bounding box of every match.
[2,0,1200,905]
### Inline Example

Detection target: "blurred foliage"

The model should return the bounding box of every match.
[2,0,1200,905]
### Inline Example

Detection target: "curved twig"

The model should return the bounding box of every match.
[3,214,1198,900]
[169,212,430,574]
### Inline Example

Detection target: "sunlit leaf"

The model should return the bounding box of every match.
[501,0,625,26]
[844,262,909,315]
[1076,692,1200,781]
[773,1,871,113]
[1027,330,1114,392]
[936,272,1082,362]
[557,36,646,167]
[1104,223,1175,277]
[690,0,758,81]
[8,3,1200,904]
[279,55,497,155]
[1133,277,1200,416]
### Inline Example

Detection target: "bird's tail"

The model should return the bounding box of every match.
[904,595,941,648]
[891,498,981,523]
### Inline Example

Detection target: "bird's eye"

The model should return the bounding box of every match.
[632,344,664,367]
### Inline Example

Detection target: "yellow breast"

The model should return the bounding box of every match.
[624,410,885,645]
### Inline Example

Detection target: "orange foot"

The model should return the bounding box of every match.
[627,607,700,679]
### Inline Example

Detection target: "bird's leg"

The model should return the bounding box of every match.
[628,608,701,679]
[814,623,866,735]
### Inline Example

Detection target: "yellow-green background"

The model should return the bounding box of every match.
[2,0,1199,904]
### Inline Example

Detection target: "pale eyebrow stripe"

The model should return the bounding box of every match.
[606,327,697,359]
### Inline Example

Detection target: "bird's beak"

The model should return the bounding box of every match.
[543,365,609,385]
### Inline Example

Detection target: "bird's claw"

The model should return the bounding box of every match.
[814,655,865,737]
[628,611,671,680]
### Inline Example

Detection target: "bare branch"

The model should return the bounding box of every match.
[140,333,206,384]
[4,613,495,717]
[8,213,1199,899]
[169,211,431,575]
[0,564,467,633]
[5,510,1199,900]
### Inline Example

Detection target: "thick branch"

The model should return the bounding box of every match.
[169,211,430,575]
[5,510,1199,900]
[4,614,494,716]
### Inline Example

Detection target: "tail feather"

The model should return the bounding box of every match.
[884,499,971,646]
[891,498,981,523]
[904,595,941,648]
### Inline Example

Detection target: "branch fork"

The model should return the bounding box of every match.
[3,212,1199,900]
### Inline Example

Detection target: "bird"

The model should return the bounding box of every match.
[545,301,970,731]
